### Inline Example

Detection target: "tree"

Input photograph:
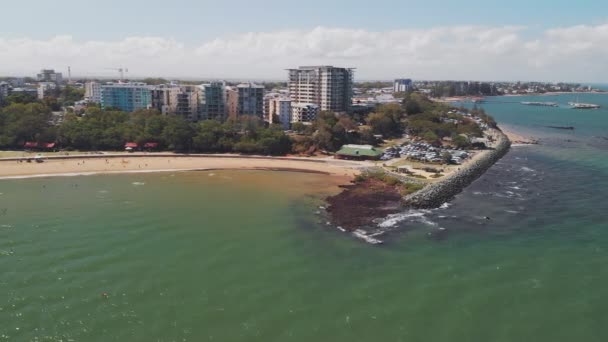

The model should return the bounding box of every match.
[162,116,194,151]
[451,134,470,149]
[0,103,53,147]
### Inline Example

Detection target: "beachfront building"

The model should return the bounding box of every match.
[84,81,102,103]
[37,69,63,84]
[225,87,238,120]
[236,83,265,119]
[335,144,383,160]
[288,65,354,115]
[394,79,413,93]
[291,103,319,123]
[268,97,292,129]
[199,82,227,121]
[101,83,152,112]
[150,85,172,114]
[37,82,57,99]
[167,85,201,121]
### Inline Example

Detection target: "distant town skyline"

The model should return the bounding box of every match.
[1,0,607,82]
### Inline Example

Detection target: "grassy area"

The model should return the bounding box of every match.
[354,170,425,196]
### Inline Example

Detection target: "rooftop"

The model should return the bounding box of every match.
[336,144,383,157]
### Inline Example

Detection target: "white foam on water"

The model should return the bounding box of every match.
[505,210,520,214]
[520,166,536,172]
[439,202,451,209]
[377,210,437,228]
[132,182,145,186]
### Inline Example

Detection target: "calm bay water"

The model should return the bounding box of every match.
[2,94,608,341]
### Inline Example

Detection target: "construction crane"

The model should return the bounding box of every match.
[105,67,129,81]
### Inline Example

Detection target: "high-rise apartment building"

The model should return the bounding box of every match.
[199,82,227,121]
[37,82,57,99]
[84,82,102,103]
[0,82,10,105]
[225,87,239,120]
[101,83,152,112]
[268,97,292,129]
[394,79,413,93]
[236,83,265,118]
[288,66,354,118]
[169,85,200,121]
[37,69,63,84]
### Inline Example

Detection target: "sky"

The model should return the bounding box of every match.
[1,0,607,82]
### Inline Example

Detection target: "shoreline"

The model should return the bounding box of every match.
[0,153,364,180]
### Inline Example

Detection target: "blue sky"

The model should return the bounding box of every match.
[1,0,607,81]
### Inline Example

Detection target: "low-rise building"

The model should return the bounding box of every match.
[291,103,319,123]
[335,144,383,160]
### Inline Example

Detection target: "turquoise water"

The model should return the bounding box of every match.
[2,94,608,341]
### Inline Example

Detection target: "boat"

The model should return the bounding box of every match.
[546,126,575,130]
[569,96,600,109]
[569,102,601,109]
[521,101,558,107]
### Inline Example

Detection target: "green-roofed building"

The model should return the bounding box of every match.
[335,144,383,160]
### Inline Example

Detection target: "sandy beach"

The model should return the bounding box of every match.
[0,153,365,180]
[500,127,538,145]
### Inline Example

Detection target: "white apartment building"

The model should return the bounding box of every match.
[288,66,354,117]
[37,82,57,99]
[84,81,102,103]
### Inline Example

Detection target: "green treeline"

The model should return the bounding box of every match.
[0,105,292,155]
[0,92,494,154]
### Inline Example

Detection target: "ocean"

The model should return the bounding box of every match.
[2,93,608,341]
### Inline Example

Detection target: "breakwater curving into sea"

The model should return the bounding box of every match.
[403,129,511,208]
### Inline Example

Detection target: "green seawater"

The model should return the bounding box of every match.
[2,94,608,341]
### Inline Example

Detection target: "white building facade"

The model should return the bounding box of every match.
[84,81,102,103]
[288,65,354,117]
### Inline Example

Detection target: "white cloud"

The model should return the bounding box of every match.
[1,24,607,82]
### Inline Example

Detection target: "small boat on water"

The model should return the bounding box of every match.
[546,126,575,130]
[569,96,600,109]
[569,102,601,109]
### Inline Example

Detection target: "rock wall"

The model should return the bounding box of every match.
[403,129,511,208]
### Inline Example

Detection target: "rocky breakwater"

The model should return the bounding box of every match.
[403,129,511,209]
